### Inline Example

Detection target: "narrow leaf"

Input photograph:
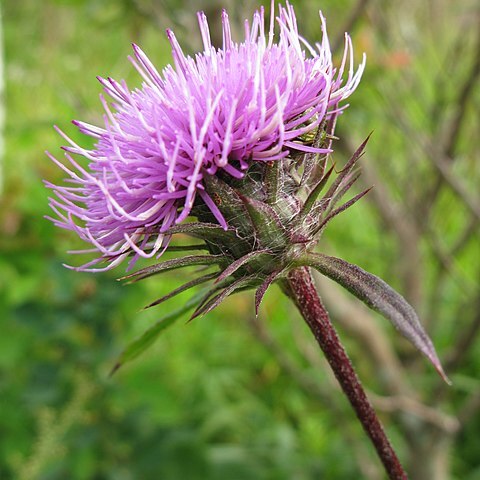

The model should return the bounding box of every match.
[191,276,254,320]
[165,244,209,252]
[312,187,372,236]
[306,253,450,383]
[110,290,206,375]
[163,222,239,244]
[326,170,361,212]
[255,270,282,316]
[240,195,287,249]
[202,174,250,225]
[119,254,222,283]
[300,119,328,185]
[264,160,282,205]
[215,249,271,284]
[189,276,238,318]
[323,133,371,204]
[166,222,251,258]
[143,272,218,309]
[299,164,335,220]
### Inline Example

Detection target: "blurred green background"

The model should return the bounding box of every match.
[1,0,479,479]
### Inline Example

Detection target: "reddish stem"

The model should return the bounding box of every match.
[284,267,408,480]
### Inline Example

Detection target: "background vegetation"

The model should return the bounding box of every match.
[1,0,479,478]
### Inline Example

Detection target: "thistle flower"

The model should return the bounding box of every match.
[46,0,446,382]
[46,4,447,478]
[45,2,364,272]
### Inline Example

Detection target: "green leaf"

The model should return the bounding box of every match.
[300,119,329,186]
[215,249,271,284]
[202,174,250,225]
[323,133,371,206]
[304,253,450,383]
[110,290,207,375]
[144,272,218,310]
[312,187,372,236]
[191,276,254,320]
[264,160,281,204]
[164,221,233,239]
[255,269,283,316]
[119,254,222,283]
[164,222,247,255]
[298,164,334,221]
[240,195,288,250]
[325,170,361,213]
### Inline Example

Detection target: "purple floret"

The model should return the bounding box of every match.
[45,2,365,271]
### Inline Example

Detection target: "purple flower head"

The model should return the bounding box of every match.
[46,2,365,271]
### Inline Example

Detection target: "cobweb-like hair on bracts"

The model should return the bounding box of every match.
[45,2,365,271]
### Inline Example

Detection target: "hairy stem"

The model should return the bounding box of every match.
[283,267,407,480]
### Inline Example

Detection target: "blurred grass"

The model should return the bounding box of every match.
[1,0,479,479]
